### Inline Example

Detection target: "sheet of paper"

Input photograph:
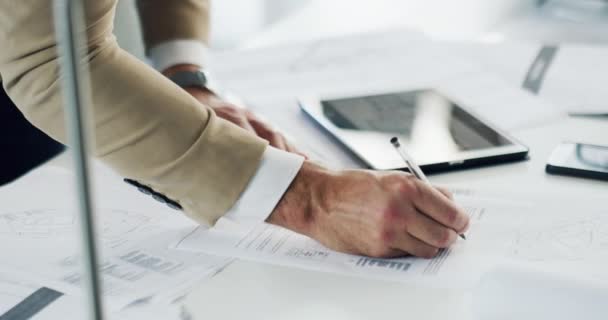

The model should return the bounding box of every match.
[542,46,608,115]
[175,190,608,288]
[0,269,61,317]
[457,192,608,283]
[0,267,188,320]
[173,197,528,288]
[0,165,231,311]
[0,276,184,320]
[444,41,541,86]
[473,264,608,320]
[38,229,231,309]
[209,28,563,136]
[439,41,608,115]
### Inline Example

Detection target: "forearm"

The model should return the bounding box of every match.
[0,0,266,225]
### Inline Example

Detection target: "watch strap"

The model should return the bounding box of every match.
[168,70,208,89]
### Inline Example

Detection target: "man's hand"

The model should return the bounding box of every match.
[163,64,304,156]
[268,161,470,258]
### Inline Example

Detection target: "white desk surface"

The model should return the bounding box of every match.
[241,0,608,49]
[36,5,608,318]
[181,115,608,320]
[181,6,608,319]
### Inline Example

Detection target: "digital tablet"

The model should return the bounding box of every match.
[299,89,529,172]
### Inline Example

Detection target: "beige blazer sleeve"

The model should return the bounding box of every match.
[0,1,267,225]
[136,0,211,51]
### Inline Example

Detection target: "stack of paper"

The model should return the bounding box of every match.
[210,28,564,133]
[442,41,608,115]
[174,189,608,289]
[207,29,570,169]
[0,165,231,319]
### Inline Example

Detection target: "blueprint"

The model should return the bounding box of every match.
[511,213,608,262]
[0,166,231,311]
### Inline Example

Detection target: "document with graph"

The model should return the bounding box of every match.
[0,166,232,311]
[174,190,608,287]
[174,193,518,288]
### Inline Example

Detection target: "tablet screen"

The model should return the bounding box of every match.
[318,89,515,169]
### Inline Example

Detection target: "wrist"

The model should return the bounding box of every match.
[267,161,331,238]
[162,63,201,78]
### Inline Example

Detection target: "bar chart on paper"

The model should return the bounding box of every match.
[175,205,494,288]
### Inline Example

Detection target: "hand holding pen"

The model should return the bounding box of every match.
[391,137,467,240]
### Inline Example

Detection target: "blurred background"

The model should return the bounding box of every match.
[115,0,608,58]
[115,0,306,58]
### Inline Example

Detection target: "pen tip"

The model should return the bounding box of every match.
[460,234,466,240]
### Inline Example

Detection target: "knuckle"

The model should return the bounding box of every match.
[364,170,382,183]
[398,178,420,198]
[380,173,401,188]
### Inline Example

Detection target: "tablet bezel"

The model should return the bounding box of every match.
[299,89,529,173]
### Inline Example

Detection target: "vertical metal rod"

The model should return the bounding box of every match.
[53,1,104,319]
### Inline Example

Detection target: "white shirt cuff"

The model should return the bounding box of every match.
[222,147,305,225]
[147,39,209,71]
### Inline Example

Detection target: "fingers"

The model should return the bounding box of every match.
[249,117,287,150]
[213,104,309,156]
[381,203,456,258]
[406,208,458,249]
[248,113,306,156]
[389,231,440,259]
[407,180,469,234]
[435,186,454,200]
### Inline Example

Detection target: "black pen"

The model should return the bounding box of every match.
[390,137,466,240]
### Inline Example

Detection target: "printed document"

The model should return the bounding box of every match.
[0,166,230,311]
[174,195,517,288]
[175,191,608,287]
